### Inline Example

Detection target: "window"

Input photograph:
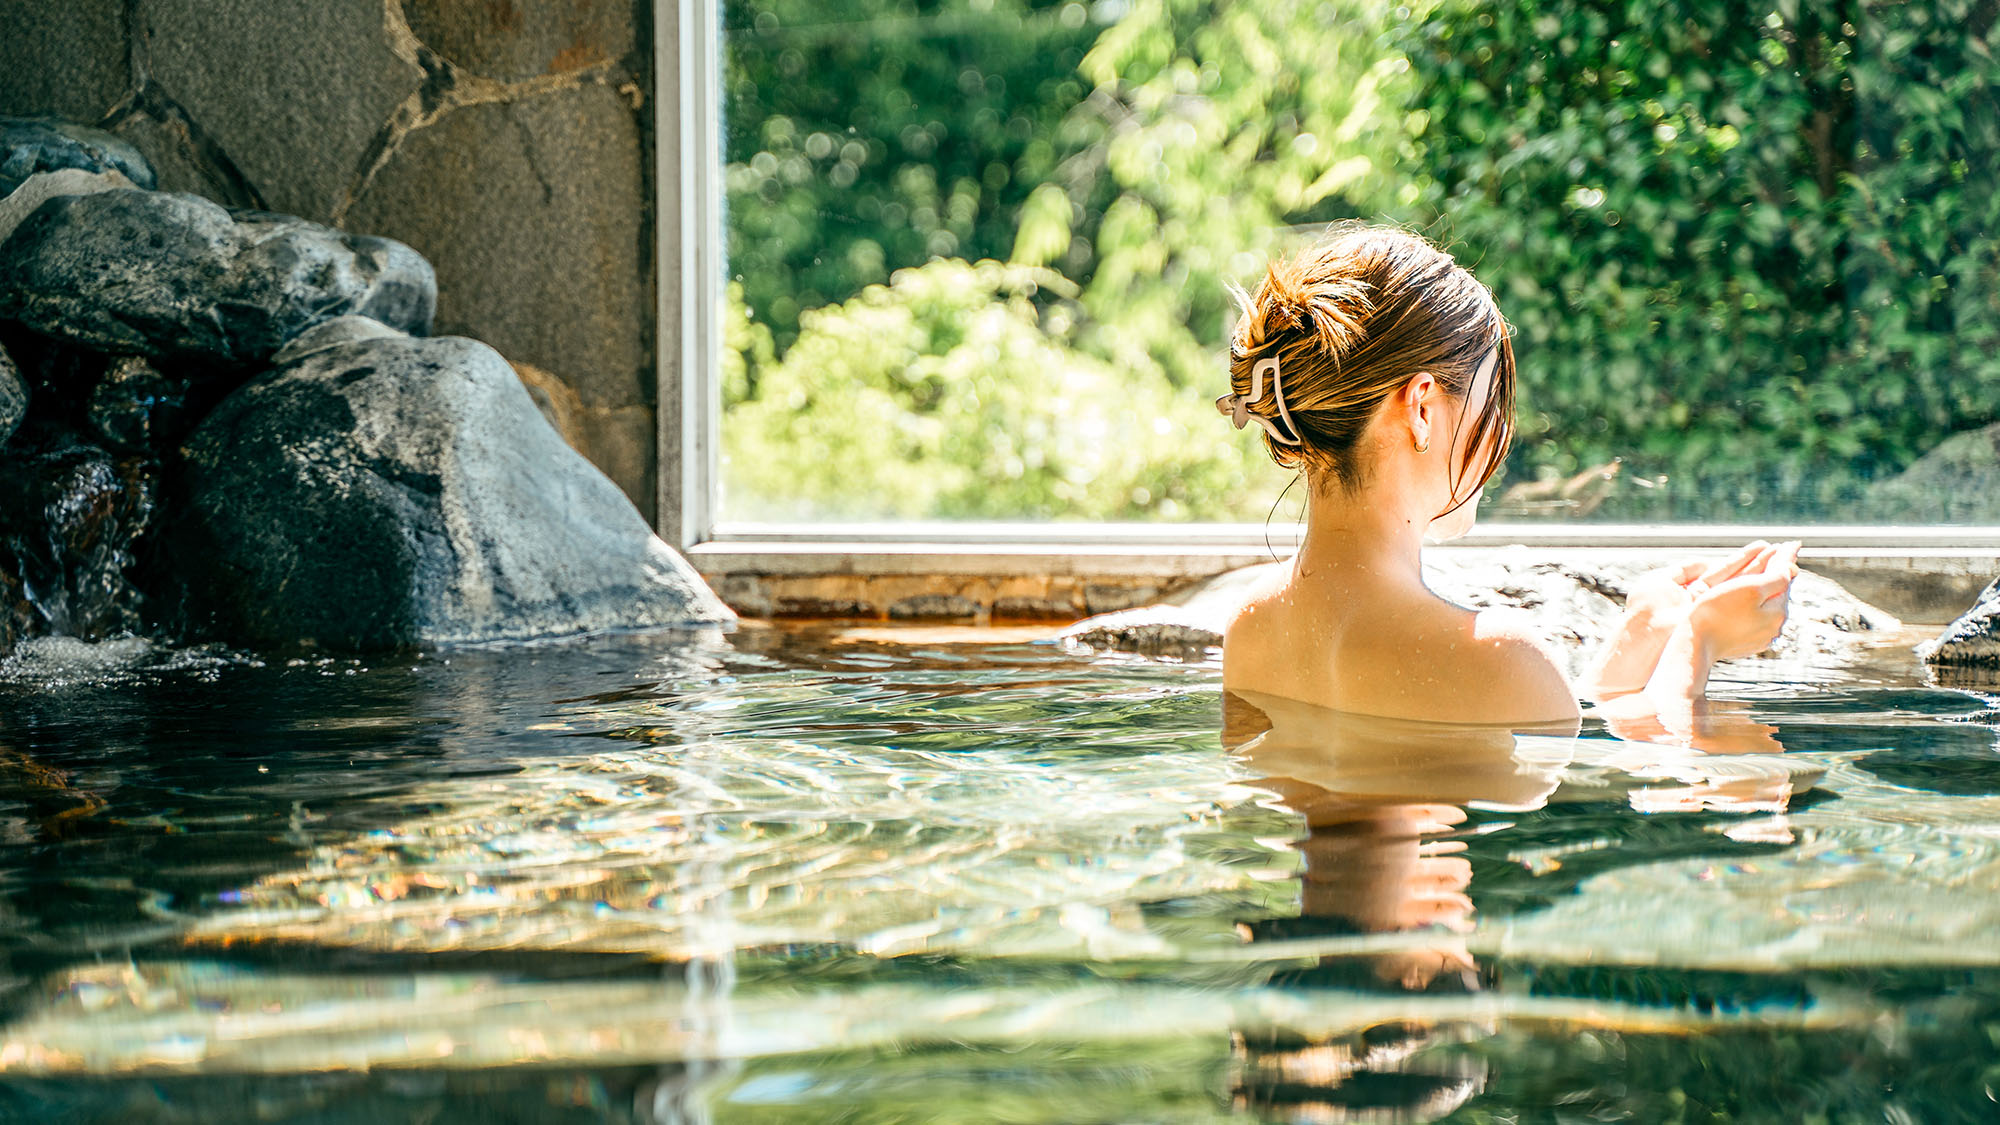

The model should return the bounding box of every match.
[701,1,2000,542]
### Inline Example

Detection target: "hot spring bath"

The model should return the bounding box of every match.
[0,622,1994,1122]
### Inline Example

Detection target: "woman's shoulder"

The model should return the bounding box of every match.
[1455,608,1580,722]
[1224,582,1578,724]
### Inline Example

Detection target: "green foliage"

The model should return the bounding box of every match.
[1060,0,1418,389]
[723,0,2000,523]
[723,258,1285,521]
[1394,0,2000,518]
[722,0,1406,521]
[722,0,1108,364]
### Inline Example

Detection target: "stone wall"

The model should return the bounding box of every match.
[0,0,661,523]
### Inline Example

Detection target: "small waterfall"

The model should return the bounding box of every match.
[0,432,155,650]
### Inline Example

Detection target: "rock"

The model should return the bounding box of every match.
[0,3,132,126]
[0,437,154,647]
[403,0,637,81]
[0,338,24,447]
[139,0,421,220]
[0,189,436,366]
[342,86,650,507]
[1059,565,1273,660]
[174,325,733,649]
[0,167,138,250]
[267,313,403,365]
[1064,551,1901,678]
[1862,423,2000,523]
[87,356,194,452]
[1918,579,2000,668]
[0,118,156,197]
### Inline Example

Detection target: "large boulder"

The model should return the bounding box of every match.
[173,318,732,649]
[1861,423,2000,523]
[0,118,155,197]
[1064,551,1900,678]
[0,190,435,367]
[1918,578,2000,668]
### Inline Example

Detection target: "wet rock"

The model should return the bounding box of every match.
[267,312,404,364]
[0,117,155,197]
[0,338,24,447]
[87,356,195,452]
[0,437,154,647]
[1918,578,2000,668]
[0,189,435,367]
[1064,552,1900,678]
[175,320,733,649]
[0,168,139,250]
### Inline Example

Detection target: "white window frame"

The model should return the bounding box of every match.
[659,0,2000,575]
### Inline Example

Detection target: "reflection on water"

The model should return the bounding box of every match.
[0,625,1994,1120]
[1219,690,1830,1120]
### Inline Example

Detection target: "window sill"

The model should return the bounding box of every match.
[687,524,1998,624]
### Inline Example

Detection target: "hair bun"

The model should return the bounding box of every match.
[1240,251,1372,359]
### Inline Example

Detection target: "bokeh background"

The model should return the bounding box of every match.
[721,0,2000,525]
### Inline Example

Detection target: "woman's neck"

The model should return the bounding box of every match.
[1293,475,1431,594]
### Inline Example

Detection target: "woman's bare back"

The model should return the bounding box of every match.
[1221,564,1579,726]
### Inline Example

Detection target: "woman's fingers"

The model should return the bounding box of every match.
[1700,541,1770,585]
[1771,540,1802,577]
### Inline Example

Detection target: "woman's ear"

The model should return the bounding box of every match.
[1403,371,1438,453]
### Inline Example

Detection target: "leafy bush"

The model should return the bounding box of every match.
[723,259,1287,520]
[723,0,2000,523]
[1395,0,2000,519]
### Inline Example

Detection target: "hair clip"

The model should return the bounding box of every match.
[1216,356,1302,446]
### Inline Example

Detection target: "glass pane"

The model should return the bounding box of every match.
[720,0,2000,526]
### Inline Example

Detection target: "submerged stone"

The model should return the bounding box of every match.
[1918,578,2000,668]
[0,117,155,197]
[0,189,435,367]
[175,321,732,649]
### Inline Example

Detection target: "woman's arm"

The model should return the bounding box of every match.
[1639,542,1798,709]
[1584,542,1789,701]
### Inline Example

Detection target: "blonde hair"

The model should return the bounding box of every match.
[1228,224,1516,510]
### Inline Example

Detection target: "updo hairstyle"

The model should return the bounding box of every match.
[1228,225,1516,508]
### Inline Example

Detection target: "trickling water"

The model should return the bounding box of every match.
[0,434,153,644]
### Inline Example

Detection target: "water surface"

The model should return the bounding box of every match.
[0,623,1995,1122]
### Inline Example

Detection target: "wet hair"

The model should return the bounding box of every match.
[1227,224,1516,512]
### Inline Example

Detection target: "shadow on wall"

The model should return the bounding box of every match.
[0,0,660,522]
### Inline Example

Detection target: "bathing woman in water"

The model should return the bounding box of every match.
[1219,225,1799,726]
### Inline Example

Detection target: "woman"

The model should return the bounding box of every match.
[1218,225,1797,725]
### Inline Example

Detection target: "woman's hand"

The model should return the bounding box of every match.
[1632,541,1800,709]
[1685,541,1799,662]
[1627,540,1780,626]
[1586,541,1782,699]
